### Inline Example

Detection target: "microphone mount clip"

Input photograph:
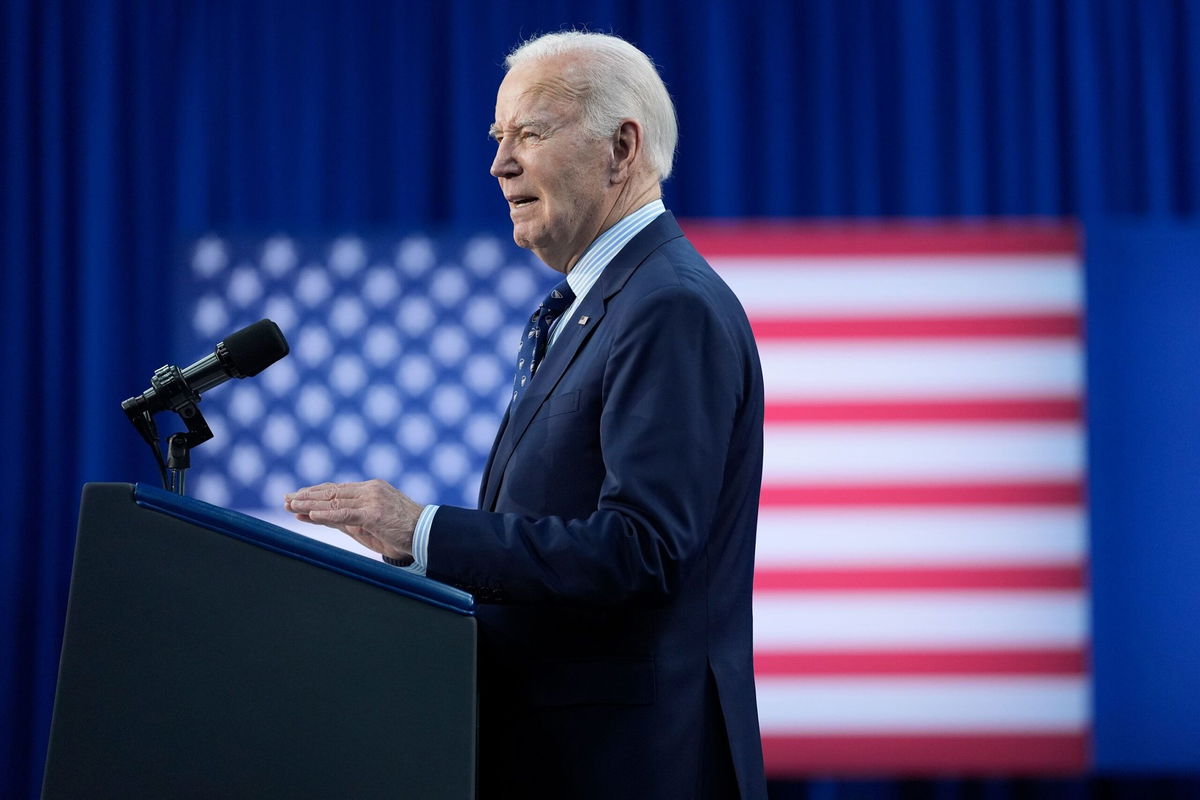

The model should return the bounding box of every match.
[124,363,214,496]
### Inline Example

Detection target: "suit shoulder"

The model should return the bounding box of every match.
[607,236,759,370]
[628,235,748,319]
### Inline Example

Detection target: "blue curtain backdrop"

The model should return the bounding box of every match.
[3,1,1200,798]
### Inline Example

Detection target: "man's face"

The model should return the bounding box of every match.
[490,56,613,273]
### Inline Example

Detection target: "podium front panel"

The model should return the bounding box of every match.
[44,483,476,800]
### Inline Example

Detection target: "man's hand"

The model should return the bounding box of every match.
[284,479,422,564]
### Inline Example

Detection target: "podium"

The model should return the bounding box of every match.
[42,483,477,799]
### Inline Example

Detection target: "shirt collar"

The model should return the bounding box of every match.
[565,199,666,298]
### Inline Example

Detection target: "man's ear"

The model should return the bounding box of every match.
[610,119,642,183]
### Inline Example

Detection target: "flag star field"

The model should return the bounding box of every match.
[184,232,556,517]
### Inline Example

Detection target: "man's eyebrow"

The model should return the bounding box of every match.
[489,118,548,139]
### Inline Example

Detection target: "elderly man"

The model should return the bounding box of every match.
[287,31,767,799]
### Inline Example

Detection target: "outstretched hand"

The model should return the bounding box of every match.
[284,479,422,564]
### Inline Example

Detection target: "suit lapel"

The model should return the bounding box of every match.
[479,213,685,511]
[479,288,605,510]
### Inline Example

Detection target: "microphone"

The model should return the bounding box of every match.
[122,319,290,418]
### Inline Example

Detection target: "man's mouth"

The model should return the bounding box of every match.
[508,195,538,207]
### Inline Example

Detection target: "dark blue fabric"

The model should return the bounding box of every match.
[431,213,767,797]
[4,1,1200,797]
[1084,224,1200,770]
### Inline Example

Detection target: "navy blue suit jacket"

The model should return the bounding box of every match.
[428,213,767,798]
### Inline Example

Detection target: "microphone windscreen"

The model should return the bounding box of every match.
[222,319,290,377]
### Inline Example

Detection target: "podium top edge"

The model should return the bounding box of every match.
[117,483,475,616]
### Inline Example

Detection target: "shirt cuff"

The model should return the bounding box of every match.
[391,504,437,577]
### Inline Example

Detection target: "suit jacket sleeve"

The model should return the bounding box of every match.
[426,277,749,606]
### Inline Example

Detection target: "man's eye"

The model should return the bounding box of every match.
[522,131,540,141]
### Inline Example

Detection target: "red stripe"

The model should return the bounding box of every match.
[760,482,1083,506]
[753,648,1088,676]
[753,565,1085,592]
[751,313,1079,339]
[681,221,1078,257]
[761,732,1089,774]
[765,397,1082,422]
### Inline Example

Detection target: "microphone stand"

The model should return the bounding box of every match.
[165,418,212,495]
[123,363,213,496]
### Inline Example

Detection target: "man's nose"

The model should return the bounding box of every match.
[490,141,520,178]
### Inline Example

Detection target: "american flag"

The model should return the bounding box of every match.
[183,222,1088,776]
[687,222,1088,775]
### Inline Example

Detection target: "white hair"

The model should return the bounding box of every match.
[505,31,678,181]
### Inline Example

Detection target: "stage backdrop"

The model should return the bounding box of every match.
[4,0,1200,798]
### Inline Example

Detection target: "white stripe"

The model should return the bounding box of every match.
[755,507,1086,566]
[760,339,1083,399]
[714,256,1081,316]
[762,422,1083,482]
[755,676,1089,733]
[753,591,1087,650]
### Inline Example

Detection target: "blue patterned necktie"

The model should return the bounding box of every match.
[511,278,575,406]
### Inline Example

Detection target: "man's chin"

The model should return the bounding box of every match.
[511,223,541,253]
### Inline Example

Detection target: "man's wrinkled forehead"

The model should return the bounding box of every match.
[494,59,588,125]
[519,72,587,108]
